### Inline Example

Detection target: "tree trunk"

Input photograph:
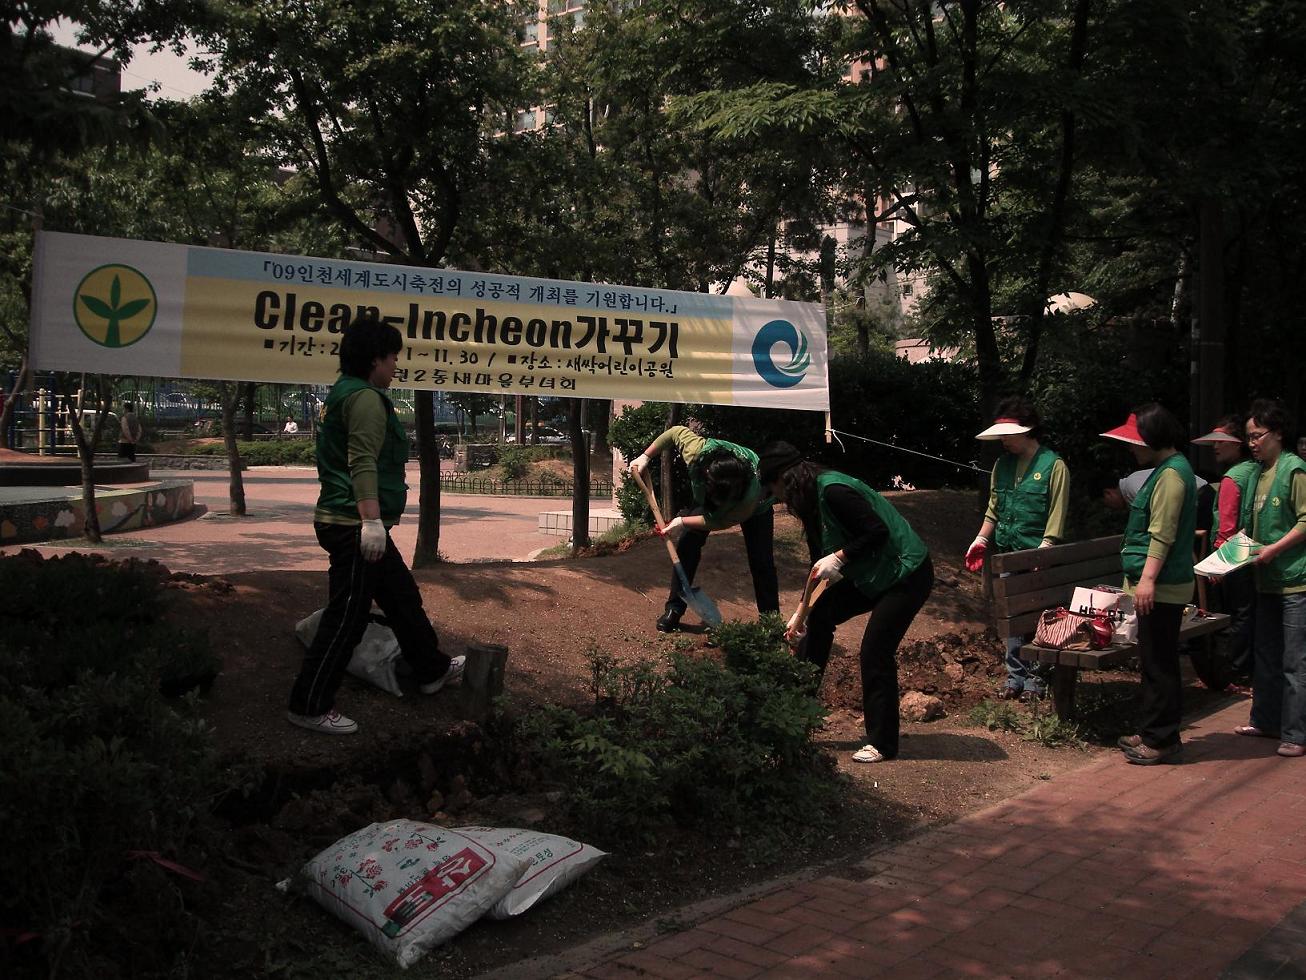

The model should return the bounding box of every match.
[661,402,683,516]
[568,397,590,553]
[221,382,247,516]
[1195,197,1226,443]
[413,389,442,567]
[241,382,256,439]
[0,355,30,449]
[63,375,111,543]
[591,399,611,456]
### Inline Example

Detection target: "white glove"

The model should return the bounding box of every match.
[813,552,844,583]
[658,515,684,537]
[628,453,650,477]
[360,519,388,562]
[784,611,806,646]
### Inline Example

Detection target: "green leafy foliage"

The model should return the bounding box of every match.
[193,438,317,465]
[0,554,224,976]
[515,621,840,851]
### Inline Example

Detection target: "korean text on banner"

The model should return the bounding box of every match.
[30,232,829,412]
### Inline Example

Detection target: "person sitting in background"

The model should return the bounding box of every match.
[964,398,1069,701]
[283,415,299,434]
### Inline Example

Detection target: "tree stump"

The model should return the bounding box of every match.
[462,642,509,720]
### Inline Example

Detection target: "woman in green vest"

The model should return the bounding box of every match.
[1239,399,1306,758]
[1192,416,1260,683]
[965,397,1070,700]
[287,318,464,735]
[758,442,934,764]
[629,425,778,632]
[1102,405,1197,765]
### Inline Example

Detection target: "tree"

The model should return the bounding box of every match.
[204,0,531,565]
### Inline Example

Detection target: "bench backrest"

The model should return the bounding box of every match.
[989,535,1123,637]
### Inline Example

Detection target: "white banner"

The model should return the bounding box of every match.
[30,232,829,411]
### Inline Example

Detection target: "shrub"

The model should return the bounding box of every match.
[515,620,840,851]
[498,445,533,480]
[193,439,316,465]
[0,554,224,976]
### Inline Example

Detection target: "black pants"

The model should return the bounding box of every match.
[1139,601,1186,749]
[1213,572,1257,678]
[797,556,934,758]
[289,522,450,716]
[117,442,136,462]
[666,506,779,615]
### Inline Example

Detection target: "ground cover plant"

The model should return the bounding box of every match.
[0,554,225,978]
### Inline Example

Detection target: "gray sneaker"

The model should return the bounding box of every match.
[287,708,358,735]
[420,655,467,695]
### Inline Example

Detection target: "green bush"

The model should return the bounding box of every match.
[498,445,537,480]
[0,554,224,977]
[516,620,839,850]
[192,439,317,465]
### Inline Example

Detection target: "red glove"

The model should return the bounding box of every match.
[964,536,989,573]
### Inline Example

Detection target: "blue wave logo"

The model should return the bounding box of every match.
[751,319,810,389]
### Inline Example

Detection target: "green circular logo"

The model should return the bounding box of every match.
[73,264,157,348]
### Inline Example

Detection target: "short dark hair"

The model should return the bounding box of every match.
[1134,402,1186,451]
[1214,413,1248,455]
[123,402,135,412]
[1247,398,1295,442]
[993,395,1041,437]
[339,316,403,379]
[699,449,752,511]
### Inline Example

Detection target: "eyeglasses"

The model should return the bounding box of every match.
[1247,429,1272,443]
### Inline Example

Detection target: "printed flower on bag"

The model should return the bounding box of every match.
[360,858,382,879]
[405,838,422,848]
[382,838,399,852]
[373,879,388,891]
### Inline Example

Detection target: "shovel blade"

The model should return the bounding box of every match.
[685,586,723,627]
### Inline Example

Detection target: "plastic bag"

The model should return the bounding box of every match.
[295,608,404,697]
[453,826,606,918]
[300,820,528,969]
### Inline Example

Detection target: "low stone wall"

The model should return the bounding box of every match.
[0,479,195,546]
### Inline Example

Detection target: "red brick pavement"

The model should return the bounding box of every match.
[556,697,1306,979]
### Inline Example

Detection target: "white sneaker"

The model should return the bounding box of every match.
[287,708,358,735]
[852,744,885,764]
[420,655,467,695]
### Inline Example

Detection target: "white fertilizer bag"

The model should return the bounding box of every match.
[301,820,529,969]
[453,826,607,918]
[294,608,404,697]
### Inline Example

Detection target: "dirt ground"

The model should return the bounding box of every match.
[122,489,1194,976]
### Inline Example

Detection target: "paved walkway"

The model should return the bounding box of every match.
[551,696,1306,979]
[0,464,578,571]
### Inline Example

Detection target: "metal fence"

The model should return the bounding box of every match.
[441,476,613,497]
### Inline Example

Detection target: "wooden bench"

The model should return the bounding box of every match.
[989,535,1230,718]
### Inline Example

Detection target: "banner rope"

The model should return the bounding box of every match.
[825,427,988,475]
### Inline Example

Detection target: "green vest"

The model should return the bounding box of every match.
[1252,452,1306,591]
[993,445,1060,553]
[1218,458,1261,535]
[315,376,409,524]
[689,437,763,521]
[1121,453,1196,586]
[816,471,928,597]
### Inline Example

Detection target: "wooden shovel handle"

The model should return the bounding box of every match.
[788,569,829,644]
[630,465,682,565]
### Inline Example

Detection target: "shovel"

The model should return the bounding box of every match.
[785,567,830,648]
[630,467,723,627]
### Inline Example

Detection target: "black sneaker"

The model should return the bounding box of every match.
[656,607,683,632]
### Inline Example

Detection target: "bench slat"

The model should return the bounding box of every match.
[990,554,1123,605]
[991,535,1123,575]
[992,558,1126,618]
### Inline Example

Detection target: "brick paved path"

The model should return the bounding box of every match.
[565,697,1306,979]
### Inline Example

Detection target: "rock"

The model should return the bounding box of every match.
[445,788,474,814]
[272,796,317,832]
[386,778,413,806]
[510,806,547,825]
[944,663,966,683]
[426,790,445,814]
[900,691,945,723]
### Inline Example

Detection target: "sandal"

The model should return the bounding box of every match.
[852,744,885,764]
[1277,742,1305,758]
[1117,734,1142,749]
[1233,725,1279,738]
